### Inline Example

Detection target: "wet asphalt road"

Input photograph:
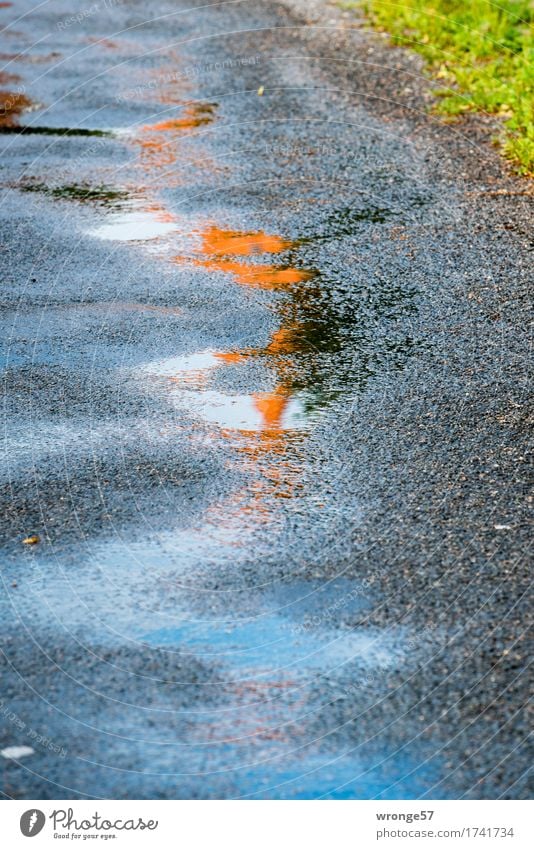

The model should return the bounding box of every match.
[0,0,532,799]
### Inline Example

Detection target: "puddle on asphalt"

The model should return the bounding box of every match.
[88,201,179,241]
[181,224,314,291]
[99,570,401,682]
[6,30,438,804]
[0,71,19,86]
[193,258,314,290]
[229,752,446,800]
[161,386,308,431]
[140,617,402,675]
[323,205,393,234]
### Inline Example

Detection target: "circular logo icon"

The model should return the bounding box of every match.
[20,810,46,837]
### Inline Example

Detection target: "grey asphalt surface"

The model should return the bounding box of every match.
[0,0,532,799]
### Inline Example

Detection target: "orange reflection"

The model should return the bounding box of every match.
[252,392,290,431]
[147,102,217,133]
[200,226,295,257]
[214,351,247,366]
[173,223,313,292]
[192,258,313,290]
[262,323,303,357]
[168,223,315,438]
[116,55,315,509]
[0,90,32,127]
[137,102,217,174]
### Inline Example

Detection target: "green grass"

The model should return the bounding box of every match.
[344,0,533,174]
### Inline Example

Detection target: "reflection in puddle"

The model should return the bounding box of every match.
[88,202,178,241]
[193,258,314,290]
[231,752,445,800]
[167,386,307,432]
[8,40,431,802]
[135,223,323,432]
[0,89,33,127]
[141,616,401,675]
[146,101,217,133]
[136,101,218,172]
[188,389,307,432]
[184,224,313,290]
[199,226,296,256]
[144,348,311,432]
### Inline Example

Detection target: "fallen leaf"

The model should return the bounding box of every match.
[22,534,40,545]
[257,85,264,96]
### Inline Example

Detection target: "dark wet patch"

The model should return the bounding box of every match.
[17,181,130,205]
[0,125,111,136]
[325,205,393,233]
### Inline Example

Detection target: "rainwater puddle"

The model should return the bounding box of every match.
[140,615,403,676]
[232,752,446,800]
[138,222,324,431]
[143,350,313,432]
[179,224,313,291]
[88,202,178,242]
[171,389,309,431]
[117,101,219,174]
